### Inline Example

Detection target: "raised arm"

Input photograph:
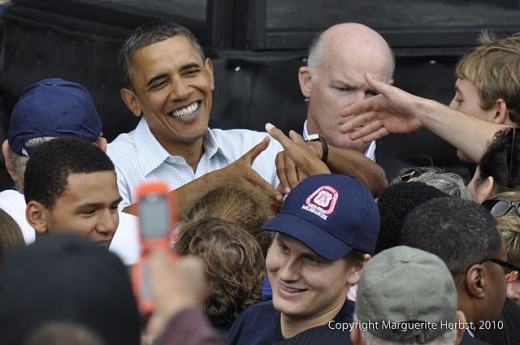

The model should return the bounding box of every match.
[124,137,283,216]
[340,73,508,163]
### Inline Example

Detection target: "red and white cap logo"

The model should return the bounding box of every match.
[305,185,339,216]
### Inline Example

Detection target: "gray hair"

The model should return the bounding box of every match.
[8,137,57,192]
[391,167,473,201]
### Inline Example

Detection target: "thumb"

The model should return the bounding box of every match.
[242,136,270,165]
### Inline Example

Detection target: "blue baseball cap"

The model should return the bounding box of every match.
[8,78,102,156]
[262,174,380,260]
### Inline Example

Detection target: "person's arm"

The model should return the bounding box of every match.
[161,308,224,345]
[144,250,223,345]
[123,137,283,217]
[340,73,508,163]
[266,123,388,197]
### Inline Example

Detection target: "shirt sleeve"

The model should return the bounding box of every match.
[160,307,224,345]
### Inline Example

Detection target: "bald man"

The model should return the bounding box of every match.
[300,23,406,181]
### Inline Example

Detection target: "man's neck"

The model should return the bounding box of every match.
[280,296,346,339]
[158,136,205,172]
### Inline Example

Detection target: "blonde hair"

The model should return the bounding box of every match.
[183,184,275,257]
[455,31,520,125]
[490,190,520,265]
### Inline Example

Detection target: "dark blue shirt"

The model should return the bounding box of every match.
[227,298,354,345]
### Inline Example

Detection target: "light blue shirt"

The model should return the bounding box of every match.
[107,118,282,208]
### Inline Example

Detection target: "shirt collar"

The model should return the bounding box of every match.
[135,118,225,176]
[135,118,171,176]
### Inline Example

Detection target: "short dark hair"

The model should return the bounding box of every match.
[24,137,115,210]
[478,127,520,193]
[401,197,501,281]
[375,181,449,254]
[119,21,205,89]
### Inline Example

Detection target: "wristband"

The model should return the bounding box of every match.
[305,134,329,163]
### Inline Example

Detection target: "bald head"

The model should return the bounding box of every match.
[307,23,394,81]
[301,23,394,152]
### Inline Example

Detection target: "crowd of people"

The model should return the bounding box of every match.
[0,18,519,345]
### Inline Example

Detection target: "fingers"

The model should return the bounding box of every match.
[364,72,387,91]
[241,136,270,165]
[355,127,390,142]
[340,111,380,133]
[275,152,298,194]
[266,124,308,163]
[288,130,306,144]
[266,122,292,147]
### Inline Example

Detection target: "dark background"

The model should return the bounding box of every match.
[2,0,520,189]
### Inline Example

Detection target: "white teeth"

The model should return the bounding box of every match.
[283,286,304,293]
[170,102,199,118]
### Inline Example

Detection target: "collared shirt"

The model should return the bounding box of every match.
[107,118,282,208]
[302,119,376,161]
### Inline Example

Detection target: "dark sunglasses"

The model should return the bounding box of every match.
[479,258,520,283]
[482,199,520,217]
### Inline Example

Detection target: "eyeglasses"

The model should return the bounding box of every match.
[479,258,520,283]
[397,167,431,182]
[482,199,520,217]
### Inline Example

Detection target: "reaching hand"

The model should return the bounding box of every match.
[144,251,207,342]
[266,123,330,194]
[215,136,283,210]
[340,73,423,142]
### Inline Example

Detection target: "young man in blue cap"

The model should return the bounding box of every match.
[227,173,380,344]
[0,78,139,265]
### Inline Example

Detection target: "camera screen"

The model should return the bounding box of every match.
[139,194,170,239]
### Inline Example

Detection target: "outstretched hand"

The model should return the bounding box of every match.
[144,250,207,342]
[340,73,423,141]
[215,136,283,210]
[266,123,330,194]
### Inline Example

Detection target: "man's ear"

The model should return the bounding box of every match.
[95,137,108,152]
[465,263,486,299]
[298,66,312,98]
[120,88,143,118]
[492,99,510,125]
[350,325,366,345]
[205,58,215,90]
[26,201,50,234]
[347,254,371,285]
[475,176,496,204]
[454,311,467,345]
[2,140,18,181]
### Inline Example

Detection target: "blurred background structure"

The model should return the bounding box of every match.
[1,0,520,189]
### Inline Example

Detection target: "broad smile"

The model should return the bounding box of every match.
[168,101,200,119]
[278,283,308,297]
